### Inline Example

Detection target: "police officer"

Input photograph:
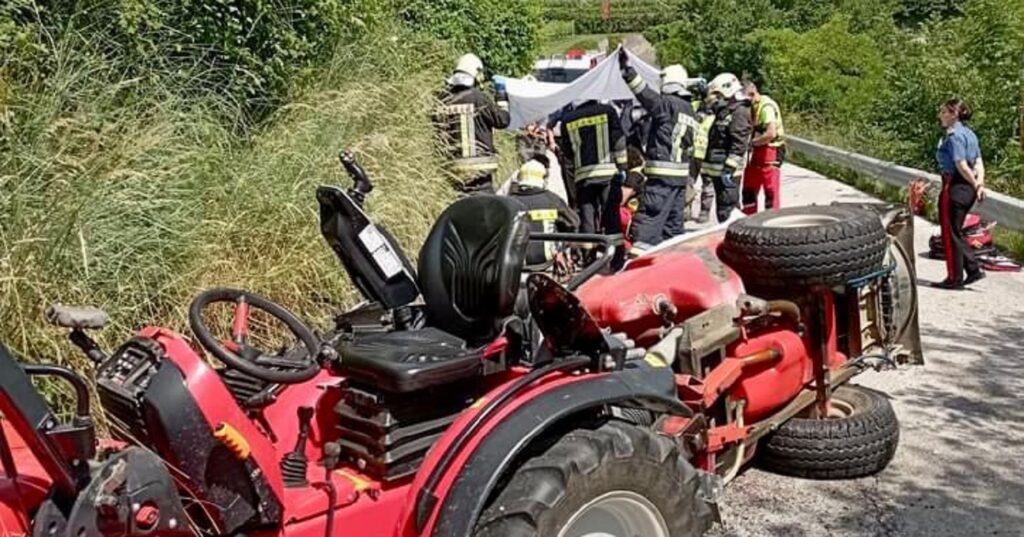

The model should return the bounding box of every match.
[434,53,510,195]
[557,99,628,235]
[702,73,753,222]
[507,158,580,269]
[619,50,697,245]
[933,98,985,289]
[742,80,786,214]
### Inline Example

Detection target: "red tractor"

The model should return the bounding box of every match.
[0,152,920,537]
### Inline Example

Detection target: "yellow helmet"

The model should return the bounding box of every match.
[517,159,547,188]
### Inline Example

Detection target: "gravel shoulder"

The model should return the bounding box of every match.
[707,164,1024,537]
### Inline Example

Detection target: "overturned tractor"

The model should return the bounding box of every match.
[0,152,919,537]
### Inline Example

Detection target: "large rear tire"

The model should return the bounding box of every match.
[759,385,899,479]
[473,420,712,537]
[720,205,889,290]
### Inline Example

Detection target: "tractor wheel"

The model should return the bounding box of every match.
[474,420,712,537]
[720,205,888,290]
[759,385,899,479]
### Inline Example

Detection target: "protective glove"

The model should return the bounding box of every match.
[493,77,506,93]
[721,169,736,188]
[614,169,627,186]
[618,48,629,69]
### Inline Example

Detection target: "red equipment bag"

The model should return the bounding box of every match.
[928,213,994,258]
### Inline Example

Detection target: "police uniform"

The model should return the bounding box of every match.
[936,121,983,285]
[621,66,697,245]
[742,94,785,214]
[704,99,753,222]
[434,81,510,194]
[557,100,628,235]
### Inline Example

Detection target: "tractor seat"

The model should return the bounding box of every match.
[336,328,483,392]
[337,196,529,393]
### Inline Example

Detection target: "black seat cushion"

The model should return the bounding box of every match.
[417,196,529,345]
[337,328,483,392]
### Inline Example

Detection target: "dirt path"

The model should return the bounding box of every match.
[707,164,1024,537]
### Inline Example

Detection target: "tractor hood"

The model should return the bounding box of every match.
[578,232,744,345]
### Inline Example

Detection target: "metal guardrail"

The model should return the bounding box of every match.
[788,136,1024,231]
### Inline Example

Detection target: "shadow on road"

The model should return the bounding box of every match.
[820,309,1024,536]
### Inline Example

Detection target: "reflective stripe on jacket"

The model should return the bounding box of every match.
[558,102,628,183]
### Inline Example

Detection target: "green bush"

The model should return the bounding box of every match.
[751,16,886,121]
[644,0,1024,198]
[399,0,543,75]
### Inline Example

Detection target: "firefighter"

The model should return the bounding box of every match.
[703,73,753,222]
[433,53,510,195]
[933,97,985,289]
[507,158,580,270]
[688,80,717,223]
[619,50,697,245]
[742,80,785,214]
[557,99,628,235]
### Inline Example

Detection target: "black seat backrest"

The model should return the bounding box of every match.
[418,196,529,344]
[317,186,420,310]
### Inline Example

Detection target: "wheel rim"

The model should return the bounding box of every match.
[826,398,856,419]
[557,491,670,537]
[760,214,841,228]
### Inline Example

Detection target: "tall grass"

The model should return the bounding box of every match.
[0,23,511,373]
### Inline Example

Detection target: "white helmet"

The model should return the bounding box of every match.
[517,159,547,189]
[455,53,485,79]
[708,72,744,100]
[661,65,688,86]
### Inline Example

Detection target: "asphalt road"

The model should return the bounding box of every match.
[706,164,1024,537]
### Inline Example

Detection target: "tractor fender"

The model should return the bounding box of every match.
[406,358,689,537]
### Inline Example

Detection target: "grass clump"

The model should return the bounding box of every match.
[0,17,523,374]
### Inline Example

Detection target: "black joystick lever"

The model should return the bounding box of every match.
[281,406,315,488]
[339,150,373,206]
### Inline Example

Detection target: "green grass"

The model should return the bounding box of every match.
[0,24,524,376]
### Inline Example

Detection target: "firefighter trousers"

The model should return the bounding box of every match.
[577,179,622,235]
[632,178,687,245]
[939,176,981,283]
[709,169,740,223]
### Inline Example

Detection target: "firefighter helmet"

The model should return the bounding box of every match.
[708,73,745,100]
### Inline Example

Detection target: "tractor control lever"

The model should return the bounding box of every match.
[280,406,315,488]
[339,149,374,206]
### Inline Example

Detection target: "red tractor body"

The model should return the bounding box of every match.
[0,155,920,537]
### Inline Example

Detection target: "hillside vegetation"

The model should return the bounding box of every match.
[0,0,541,369]
[643,0,1023,197]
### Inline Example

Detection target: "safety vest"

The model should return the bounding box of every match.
[692,112,716,161]
[754,95,785,148]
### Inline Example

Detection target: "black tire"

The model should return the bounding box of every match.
[760,385,899,479]
[720,205,888,290]
[474,420,712,537]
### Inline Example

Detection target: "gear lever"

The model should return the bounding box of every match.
[280,406,315,488]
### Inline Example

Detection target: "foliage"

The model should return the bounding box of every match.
[399,0,543,75]
[544,0,683,34]
[751,16,887,121]
[644,0,1024,198]
[645,0,780,79]
[0,2,526,385]
[0,0,391,114]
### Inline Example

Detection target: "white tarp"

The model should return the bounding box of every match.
[495,46,664,130]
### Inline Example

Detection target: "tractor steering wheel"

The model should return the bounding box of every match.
[188,288,321,384]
